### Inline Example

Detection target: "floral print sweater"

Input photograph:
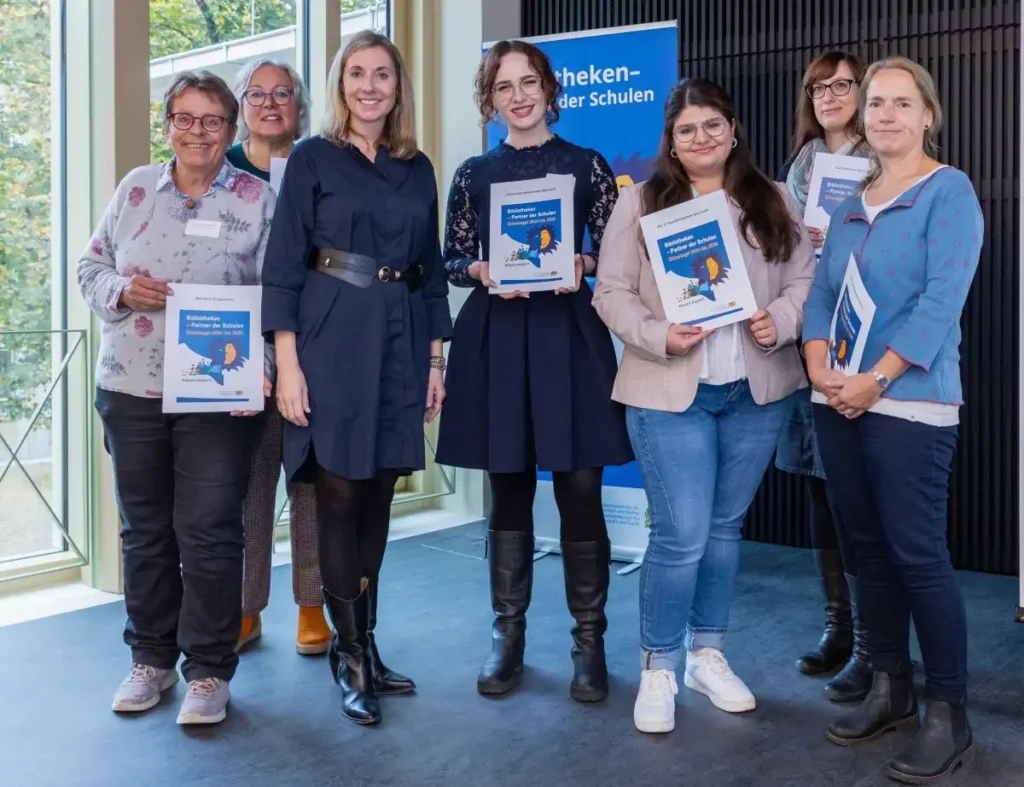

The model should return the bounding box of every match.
[77,159,277,398]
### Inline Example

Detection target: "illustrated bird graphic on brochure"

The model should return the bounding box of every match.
[488,174,576,293]
[162,283,265,413]
[828,254,877,376]
[639,189,758,330]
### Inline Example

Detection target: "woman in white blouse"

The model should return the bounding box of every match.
[592,77,815,735]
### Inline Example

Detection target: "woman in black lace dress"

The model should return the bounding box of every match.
[435,40,633,703]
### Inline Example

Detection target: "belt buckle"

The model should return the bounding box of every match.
[378,266,390,282]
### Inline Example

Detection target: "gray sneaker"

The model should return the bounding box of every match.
[176,678,230,725]
[112,663,179,712]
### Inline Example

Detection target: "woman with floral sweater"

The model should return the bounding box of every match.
[77,70,275,727]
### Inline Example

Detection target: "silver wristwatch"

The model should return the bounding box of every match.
[871,368,891,390]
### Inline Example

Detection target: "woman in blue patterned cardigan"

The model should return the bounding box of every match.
[802,57,982,783]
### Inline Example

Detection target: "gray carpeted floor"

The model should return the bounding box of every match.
[2,521,1023,786]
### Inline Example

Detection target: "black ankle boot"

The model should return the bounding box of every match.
[561,539,610,703]
[886,699,974,783]
[825,574,873,702]
[477,529,533,696]
[797,549,853,675]
[826,668,918,746]
[324,586,381,725]
[365,577,415,695]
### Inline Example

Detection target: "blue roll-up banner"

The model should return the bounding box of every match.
[482,21,679,565]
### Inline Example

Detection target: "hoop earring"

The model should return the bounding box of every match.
[731,138,738,149]
[670,148,678,159]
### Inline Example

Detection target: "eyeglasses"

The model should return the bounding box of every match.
[806,79,857,99]
[244,87,295,107]
[673,117,729,143]
[493,76,543,102]
[169,113,227,133]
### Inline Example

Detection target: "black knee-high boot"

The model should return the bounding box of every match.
[324,585,381,725]
[797,548,853,675]
[561,539,610,702]
[366,577,415,695]
[825,574,873,702]
[477,530,534,696]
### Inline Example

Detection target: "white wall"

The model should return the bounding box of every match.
[434,0,521,523]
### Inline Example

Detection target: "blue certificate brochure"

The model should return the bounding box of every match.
[639,189,758,330]
[828,254,877,376]
[489,175,576,293]
[162,283,265,413]
[805,153,873,254]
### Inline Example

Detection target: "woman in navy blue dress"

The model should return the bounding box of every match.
[262,32,452,726]
[435,40,633,703]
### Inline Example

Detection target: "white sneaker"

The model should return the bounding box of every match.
[176,678,230,725]
[111,663,179,712]
[634,669,678,733]
[683,647,756,713]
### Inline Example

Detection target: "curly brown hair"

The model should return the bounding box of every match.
[474,40,563,127]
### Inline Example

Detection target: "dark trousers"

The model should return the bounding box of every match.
[806,475,855,574]
[813,404,966,704]
[95,389,260,682]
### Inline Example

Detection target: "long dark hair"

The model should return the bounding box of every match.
[791,50,866,155]
[640,78,801,264]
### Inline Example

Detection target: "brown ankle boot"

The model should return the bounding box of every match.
[236,613,262,653]
[296,605,331,655]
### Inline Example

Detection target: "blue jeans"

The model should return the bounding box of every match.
[627,380,789,671]
[813,405,966,704]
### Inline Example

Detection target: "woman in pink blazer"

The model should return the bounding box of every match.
[592,77,815,735]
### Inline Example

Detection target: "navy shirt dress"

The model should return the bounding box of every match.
[261,136,453,482]
[435,135,633,474]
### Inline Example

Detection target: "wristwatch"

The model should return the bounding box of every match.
[870,368,891,390]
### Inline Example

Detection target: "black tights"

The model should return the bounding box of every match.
[488,468,607,542]
[314,465,399,599]
[806,475,855,577]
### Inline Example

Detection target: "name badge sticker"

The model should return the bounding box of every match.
[185,219,222,238]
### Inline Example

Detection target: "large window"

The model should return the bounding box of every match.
[0,0,80,572]
[149,1,301,163]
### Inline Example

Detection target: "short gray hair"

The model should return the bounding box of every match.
[162,70,239,131]
[233,58,311,142]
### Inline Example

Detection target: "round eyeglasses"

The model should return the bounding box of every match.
[493,76,543,103]
[244,87,295,107]
[806,79,857,99]
[673,117,729,143]
[169,113,227,133]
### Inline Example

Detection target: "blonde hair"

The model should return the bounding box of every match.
[321,31,417,160]
[859,56,944,191]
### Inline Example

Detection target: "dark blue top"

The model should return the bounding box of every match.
[262,135,451,341]
[433,134,633,473]
[443,135,618,282]
[225,143,270,182]
[261,135,453,481]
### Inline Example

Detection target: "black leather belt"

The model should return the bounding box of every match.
[313,248,423,292]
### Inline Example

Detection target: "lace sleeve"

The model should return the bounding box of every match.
[585,151,618,270]
[442,159,481,287]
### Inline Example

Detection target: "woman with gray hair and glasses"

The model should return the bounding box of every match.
[78,70,276,726]
[226,59,332,660]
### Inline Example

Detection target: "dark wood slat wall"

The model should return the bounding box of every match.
[522,0,1021,574]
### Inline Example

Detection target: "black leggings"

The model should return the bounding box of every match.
[314,465,399,599]
[488,468,607,543]
[806,475,855,577]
